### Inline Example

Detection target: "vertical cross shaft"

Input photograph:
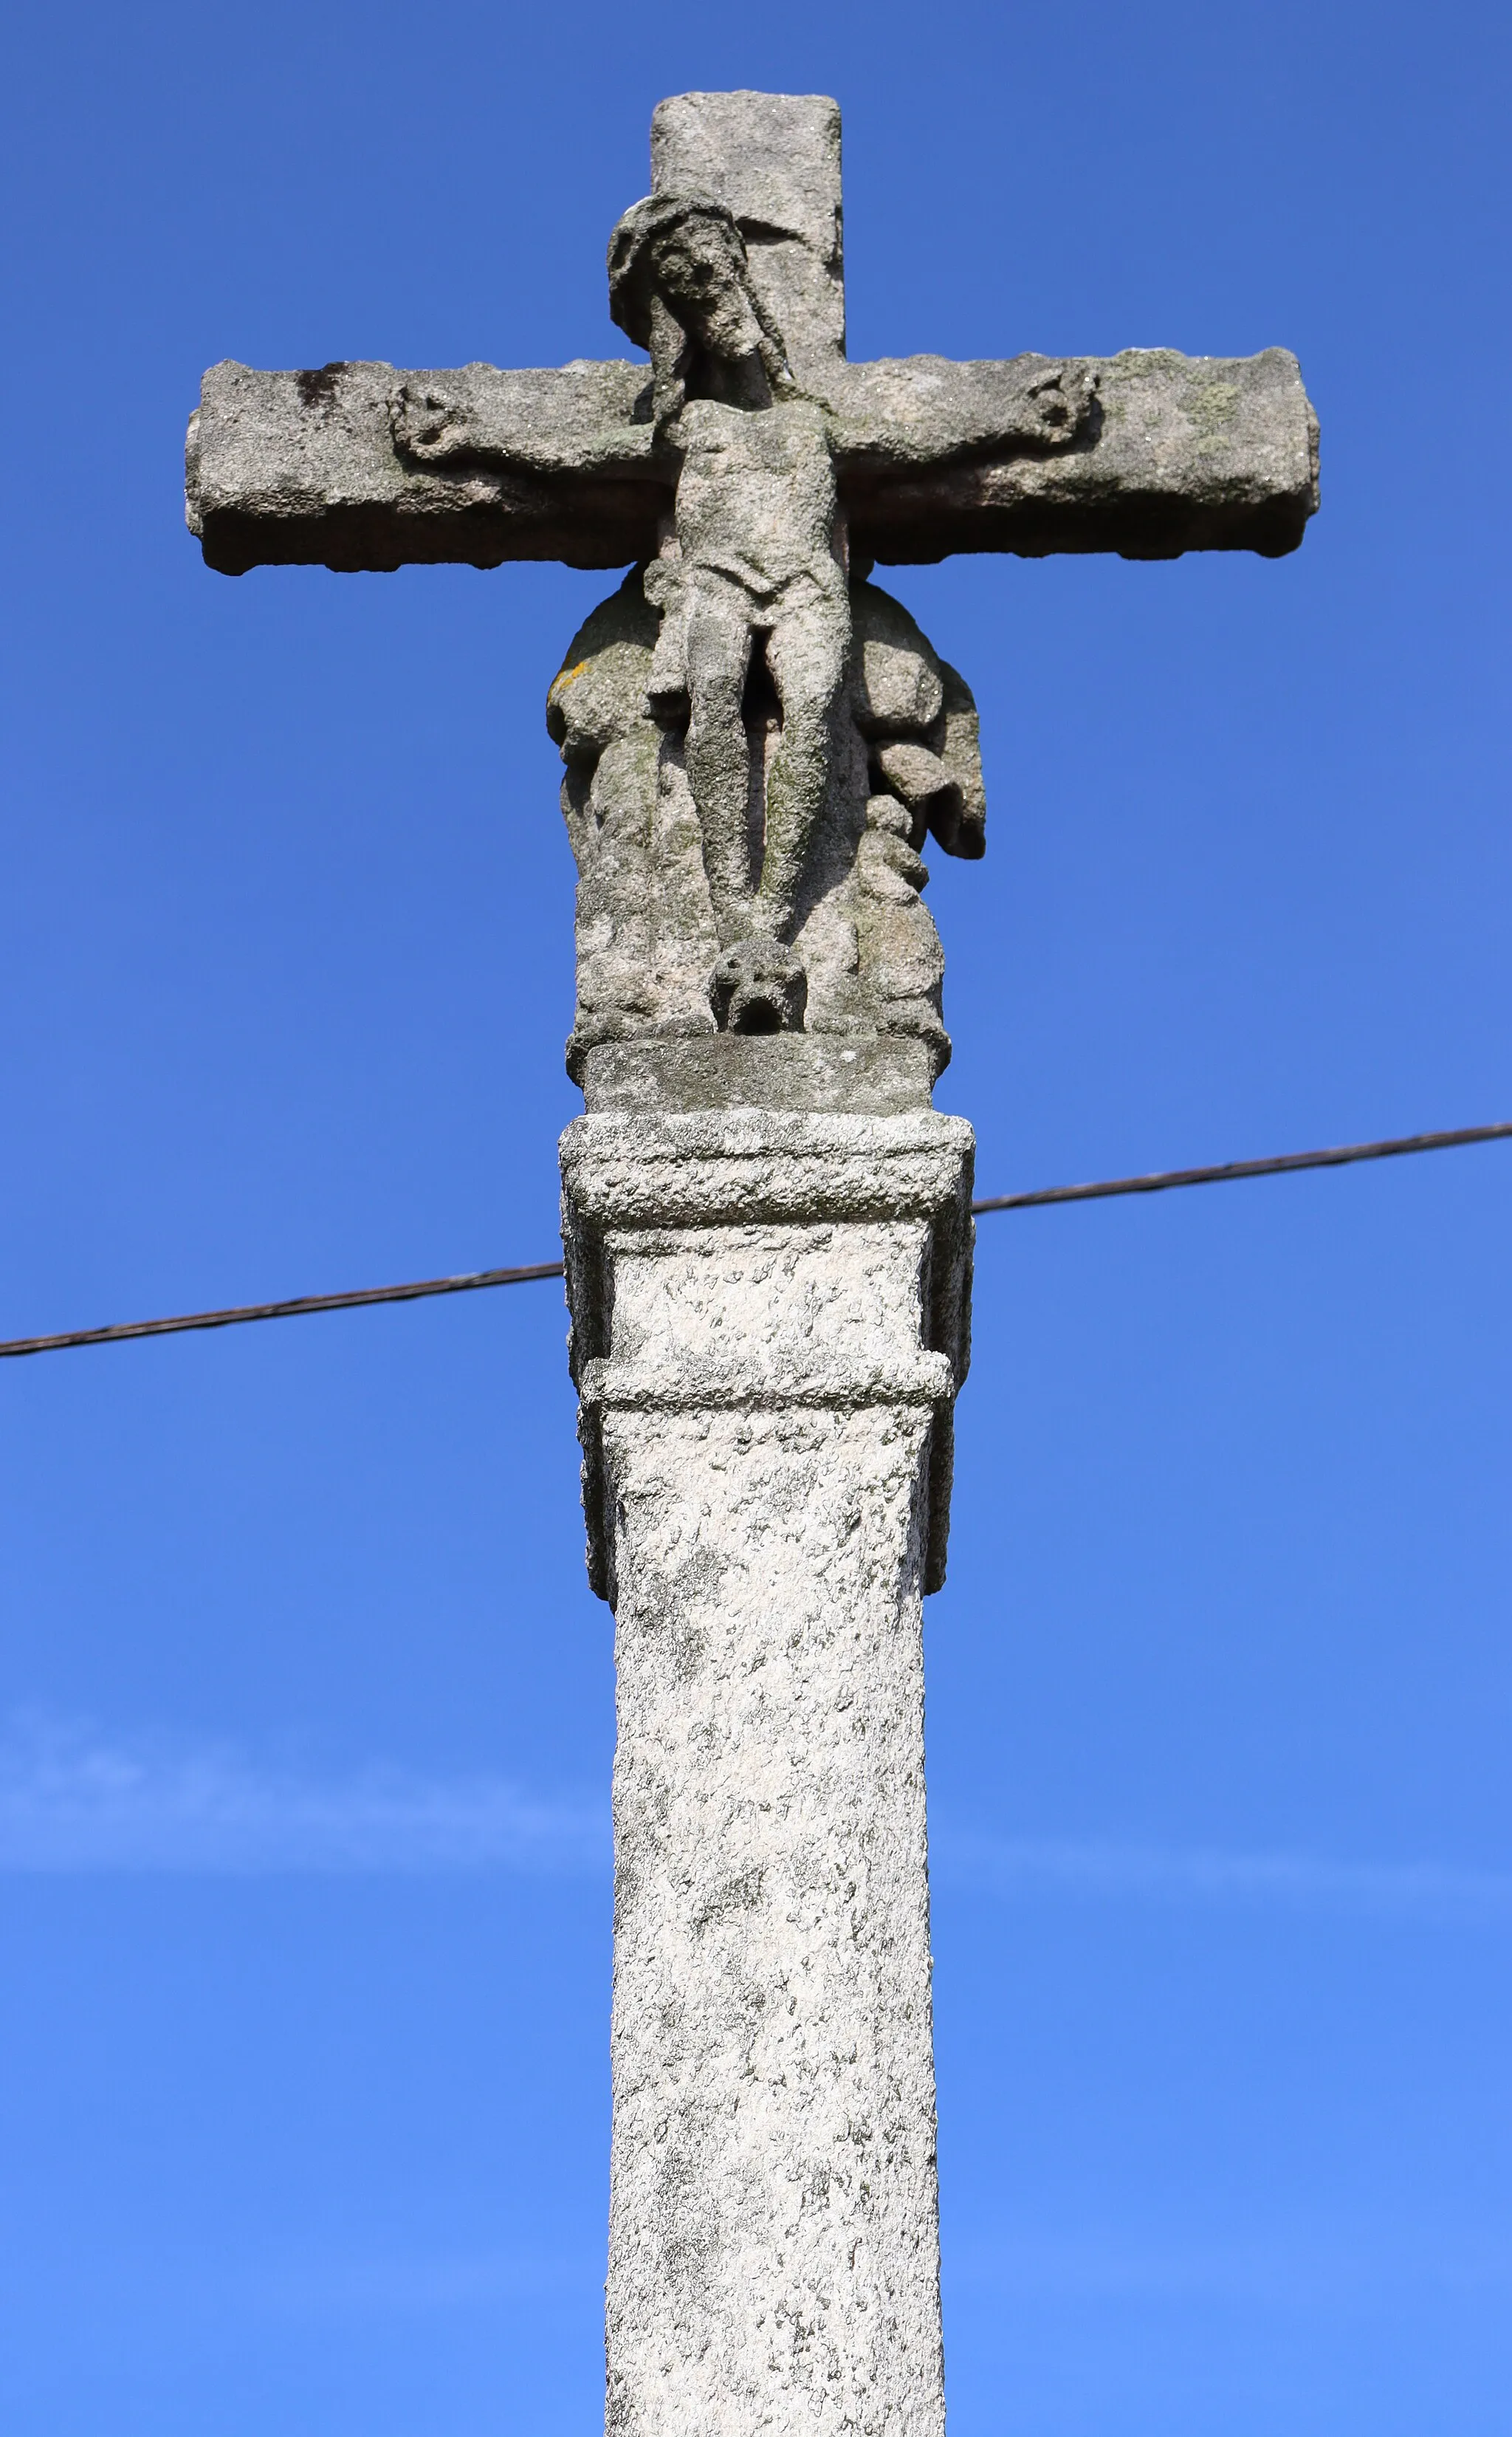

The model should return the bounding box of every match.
[559,102,974,2436]
[648,91,848,394]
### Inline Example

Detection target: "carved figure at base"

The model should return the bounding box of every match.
[548,565,987,1084]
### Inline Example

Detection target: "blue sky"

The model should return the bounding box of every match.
[1,1,1510,2430]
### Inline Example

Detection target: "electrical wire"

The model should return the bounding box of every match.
[1,1120,1507,1362]
[969,1120,1512,1212]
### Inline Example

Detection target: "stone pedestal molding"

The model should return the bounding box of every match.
[561,1108,972,2437]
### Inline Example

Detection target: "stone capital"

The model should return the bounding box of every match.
[560,1108,974,1604]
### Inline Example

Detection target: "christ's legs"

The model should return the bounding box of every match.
[757,584,848,940]
[683,587,754,947]
[681,568,847,1033]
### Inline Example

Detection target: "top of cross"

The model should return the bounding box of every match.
[185,89,1316,578]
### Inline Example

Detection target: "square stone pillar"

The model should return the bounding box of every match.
[561,1082,972,2437]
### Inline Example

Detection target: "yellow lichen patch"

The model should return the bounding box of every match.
[550,658,593,703]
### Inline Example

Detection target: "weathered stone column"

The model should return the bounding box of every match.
[183,52,1316,2436]
[561,1046,972,2437]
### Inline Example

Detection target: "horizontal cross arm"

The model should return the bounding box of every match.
[187,357,664,574]
[187,346,1316,576]
[836,348,1319,563]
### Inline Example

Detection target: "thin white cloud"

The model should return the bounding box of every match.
[249,2245,599,2316]
[944,2227,1512,2303]
[932,1827,1512,1927]
[0,1715,607,1875]
[2,1717,1505,1921]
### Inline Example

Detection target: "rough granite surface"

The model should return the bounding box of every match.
[605,1394,943,2437]
[650,91,847,384]
[561,1109,972,2436]
[188,345,1316,572]
[581,1036,937,1114]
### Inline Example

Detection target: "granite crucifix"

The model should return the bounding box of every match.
[188,89,1316,2437]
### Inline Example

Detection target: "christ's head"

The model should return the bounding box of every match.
[643,209,764,365]
[608,193,789,424]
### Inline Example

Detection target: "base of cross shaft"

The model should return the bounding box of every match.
[561,1088,972,2434]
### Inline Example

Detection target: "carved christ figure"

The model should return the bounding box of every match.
[608,193,850,1031]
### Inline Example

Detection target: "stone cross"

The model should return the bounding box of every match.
[188,89,1315,2437]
